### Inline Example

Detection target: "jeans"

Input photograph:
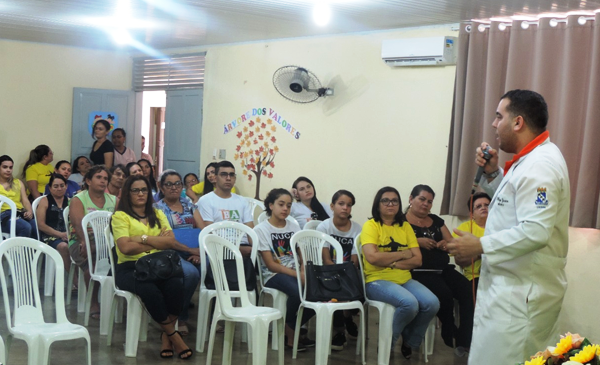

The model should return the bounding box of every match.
[0,210,36,238]
[179,258,201,322]
[366,279,439,348]
[265,273,315,329]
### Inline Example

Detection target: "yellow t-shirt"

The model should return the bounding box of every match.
[361,219,419,285]
[25,162,54,194]
[452,220,485,281]
[111,209,172,264]
[191,181,236,196]
[0,180,23,211]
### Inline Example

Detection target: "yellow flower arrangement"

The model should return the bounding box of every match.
[554,335,574,355]
[525,356,546,365]
[570,345,599,363]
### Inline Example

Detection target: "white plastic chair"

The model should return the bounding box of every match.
[0,195,17,240]
[257,211,299,226]
[81,210,114,335]
[355,234,395,365]
[64,206,87,312]
[303,220,322,230]
[104,225,149,357]
[0,334,5,365]
[0,237,91,365]
[196,221,259,353]
[291,230,366,365]
[32,195,58,297]
[203,234,284,365]
[244,197,265,226]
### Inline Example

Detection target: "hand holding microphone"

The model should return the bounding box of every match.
[475,142,499,174]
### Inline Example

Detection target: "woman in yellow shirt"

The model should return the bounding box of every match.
[361,186,439,359]
[111,175,196,360]
[22,144,54,200]
[1,155,36,238]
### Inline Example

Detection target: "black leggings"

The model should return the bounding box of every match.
[115,261,185,323]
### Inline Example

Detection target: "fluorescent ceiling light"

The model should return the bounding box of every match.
[313,3,331,26]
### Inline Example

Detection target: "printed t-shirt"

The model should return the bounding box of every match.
[90,140,114,165]
[316,218,361,262]
[191,181,236,196]
[111,209,171,264]
[113,146,137,166]
[361,219,419,285]
[290,201,333,229]
[0,180,24,211]
[25,162,54,194]
[68,190,116,247]
[155,197,199,229]
[198,192,253,244]
[452,220,485,281]
[255,219,301,283]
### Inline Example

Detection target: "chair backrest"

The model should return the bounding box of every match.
[31,195,45,241]
[353,234,369,299]
[63,206,70,242]
[0,237,68,329]
[257,211,299,226]
[303,220,322,230]
[291,230,345,301]
[245,197,265,225]
[202,234,253,313]
[197,221,259,290]
[104,225,119,288]
[81,211,113,278]
[0,195,17,239]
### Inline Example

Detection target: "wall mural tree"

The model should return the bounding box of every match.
[234,117,278,199]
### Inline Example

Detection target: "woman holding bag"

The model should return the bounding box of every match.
[111,175,196,359]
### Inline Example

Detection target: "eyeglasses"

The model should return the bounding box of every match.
[474,203,490,210]
[186,179,198,184]
[130,188,149,195]
[164,181,182,189]
[380,198,400,206]
[218,172,237,179]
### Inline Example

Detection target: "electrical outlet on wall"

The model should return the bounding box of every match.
[212,148,217,160]
[219,149,226,159]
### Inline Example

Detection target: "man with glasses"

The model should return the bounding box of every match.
[197,160,253,255]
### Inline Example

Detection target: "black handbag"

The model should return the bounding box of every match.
[304,261,364,302]
[133,249,183,282]
[205,256,257,291]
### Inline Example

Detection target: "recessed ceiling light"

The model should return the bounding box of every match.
[313,3,331,26]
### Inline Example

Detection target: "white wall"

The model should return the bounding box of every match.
[0,40,132,173]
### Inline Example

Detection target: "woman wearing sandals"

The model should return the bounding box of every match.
[111,175,197,359]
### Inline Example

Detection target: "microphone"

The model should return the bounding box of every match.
[472,146,491,193]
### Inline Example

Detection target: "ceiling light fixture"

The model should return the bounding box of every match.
[313,3,331,26]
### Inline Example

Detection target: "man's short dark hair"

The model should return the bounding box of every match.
[501,89,548,134]
[215,160,235,175]
[468,192,491,212]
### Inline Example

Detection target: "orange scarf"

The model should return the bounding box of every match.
[503,131,549,175]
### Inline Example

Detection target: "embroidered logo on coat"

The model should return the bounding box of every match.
[535,187,549,208]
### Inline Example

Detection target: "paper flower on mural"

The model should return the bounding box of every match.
[233,117,277,199]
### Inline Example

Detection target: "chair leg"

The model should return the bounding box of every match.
[358,309,366,364]
[77,268,87,313]
[84,280,95,326]
[196,292,211,352]
[99,281,114,335]
[139,310,149,342]
[377,307,394,365]
[292,306,304,359]
[106,295,118,347]
[44,258,55,297]
[276,317,285,365]
[250,321,269,365]
[314,308,332,365]
[124,299,143,357]
[66,263,75,305]
[206,314,220,365]
[222,321,235,365]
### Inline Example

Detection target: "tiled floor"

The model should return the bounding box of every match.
[0,285,469,365]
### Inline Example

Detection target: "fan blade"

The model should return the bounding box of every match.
[322,75,369,115]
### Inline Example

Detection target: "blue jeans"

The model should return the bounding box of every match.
[179,258,200,322]
[265,273,315,329]
[366,279,439,348]
[0,210,36,238]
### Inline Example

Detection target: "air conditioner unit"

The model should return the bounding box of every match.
[381,36,458,67]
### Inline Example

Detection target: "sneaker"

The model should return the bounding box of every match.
[285,336,307,352]
[401,343,412,359]
[345,316,358,337]
[299,336,316,347]
[331,333,347,351]
[454,346,469,357]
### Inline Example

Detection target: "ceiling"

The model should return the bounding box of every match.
[1,0,599,50]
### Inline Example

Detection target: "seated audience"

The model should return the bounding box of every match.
[291,176,332,228]
[155,170,204,335]
[405,184,474,357]
[90,119,114,168]
[37,173,70,272]
[69,165,116,320]
[0,155,36,238]
[254,188,315,351]
[23,144,54,200]
[138,158,157,195]
[317,190,362,350]
[44,160,80,198]
[198,160,253,256]
[107,164,126,198]
[70,156,92,187]
[112,128,137,166]
[361,186,439,359]
[452,192,490,296]
[188,163,237,203]
[111,175,193,359]
[140,136,154,164]
[182,173,199,201]
[126,162,143,177]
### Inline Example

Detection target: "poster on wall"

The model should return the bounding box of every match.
[225,107,300,199]
[88,112,118,135]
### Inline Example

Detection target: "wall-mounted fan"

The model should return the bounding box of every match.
[273,66,334,104]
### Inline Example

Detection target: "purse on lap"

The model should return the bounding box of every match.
[133,249,183,282]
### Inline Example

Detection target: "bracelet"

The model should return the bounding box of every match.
[390,261,396,269]
[483,169,500,179]
[141,235,148,245]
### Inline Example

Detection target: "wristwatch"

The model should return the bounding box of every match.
[141,235,148,245]
[483,169,500,179]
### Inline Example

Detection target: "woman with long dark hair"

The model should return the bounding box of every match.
[1,155,36,238]
[187,163,237,203]
[89,119,114,168]
[44,160,80,199]
[138,158,157,195]
[70,156,92,187]
[361,186,439,359]
[111,175,196,359]
[23,144,54,200]
[290,176,332,229]
[37,173,70,272]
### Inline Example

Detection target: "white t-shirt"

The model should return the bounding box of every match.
[316,218,361,262]
[69,173,84,187]
[198,191,253,243]
[255,219,301,283]
[290,201,333,229]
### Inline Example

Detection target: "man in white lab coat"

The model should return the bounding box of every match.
[448,89,570,365]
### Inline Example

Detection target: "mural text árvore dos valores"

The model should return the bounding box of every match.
[223,108,301,140]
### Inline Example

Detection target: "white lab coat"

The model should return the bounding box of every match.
[469,138,570,365]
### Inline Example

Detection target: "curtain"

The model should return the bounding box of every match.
[442,14,600,229]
